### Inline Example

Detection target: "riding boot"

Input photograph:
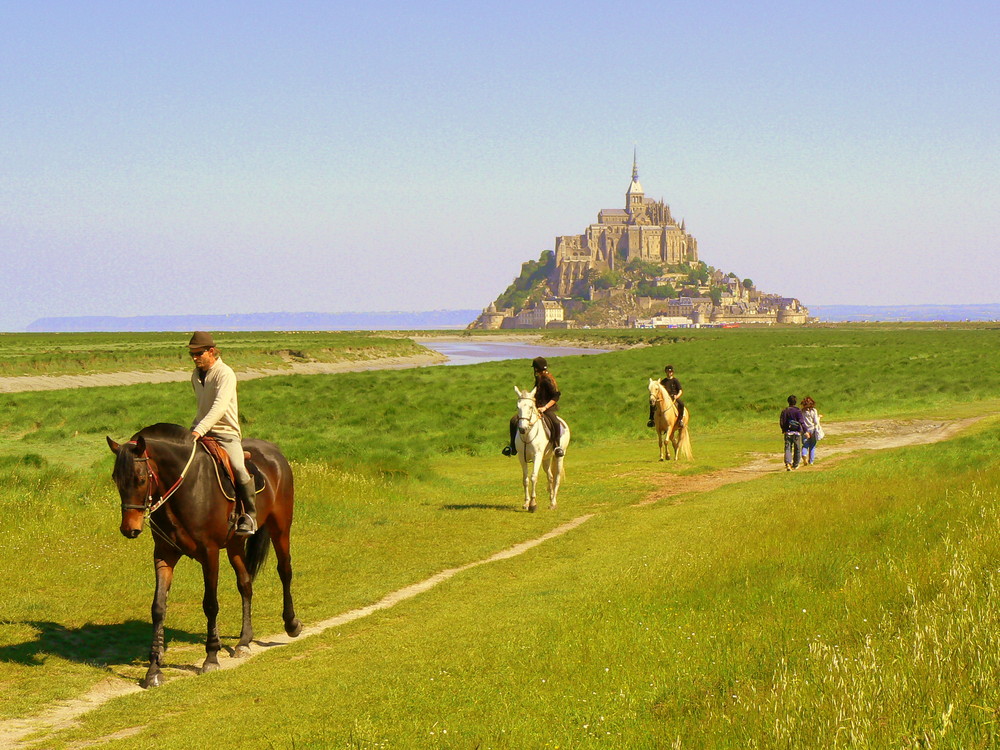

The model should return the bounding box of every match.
[549,417,565,458]
[647,404,655,428]
[235,478,258,536]
[502,419,517,457]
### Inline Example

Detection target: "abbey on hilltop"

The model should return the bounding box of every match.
[471,155,809,329]
[552,153,699,298]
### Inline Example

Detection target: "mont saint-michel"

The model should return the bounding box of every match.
[471,157,808,329]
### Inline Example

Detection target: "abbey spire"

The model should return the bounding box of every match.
[626,149,644,214]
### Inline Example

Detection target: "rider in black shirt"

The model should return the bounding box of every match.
[647,364,685,427]
[503,356,564,458]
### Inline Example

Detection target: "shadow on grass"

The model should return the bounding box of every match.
[0,620,202,667]
[441,503,517,511]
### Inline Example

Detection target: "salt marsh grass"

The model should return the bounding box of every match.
[2,325,1000,747]
[0,331,426,376]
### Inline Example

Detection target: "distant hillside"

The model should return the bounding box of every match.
[810,304,1000,322]
[25,310,480,333]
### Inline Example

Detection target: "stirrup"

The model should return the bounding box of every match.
[502,445,516,457]
[235,514,257,536]
[554,447,565,457]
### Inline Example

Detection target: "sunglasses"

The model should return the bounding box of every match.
[190,348,211,357]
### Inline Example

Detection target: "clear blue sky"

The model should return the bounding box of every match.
[2,0,998,330]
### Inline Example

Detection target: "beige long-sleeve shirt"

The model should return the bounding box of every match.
[191,357,241,439]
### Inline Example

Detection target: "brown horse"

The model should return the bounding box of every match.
[107,423,301,689]
[648,379,693,461]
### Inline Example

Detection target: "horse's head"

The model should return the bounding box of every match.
[648,378,661,405]
[107,435,153,538]
[514,385,539,435]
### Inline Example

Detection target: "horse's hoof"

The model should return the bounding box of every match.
[529,504,537,513]
[141,672,162,689]
[286,618,303,638]
[200,661,220,674]
[233,645,252,658]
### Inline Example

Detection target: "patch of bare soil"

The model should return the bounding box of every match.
[0,416,984,747]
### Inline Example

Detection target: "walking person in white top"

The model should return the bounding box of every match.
[800,395,824,466]
[188,331,257,535]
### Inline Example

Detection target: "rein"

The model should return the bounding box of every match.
[516,398,542,431]
[122,441,198,515]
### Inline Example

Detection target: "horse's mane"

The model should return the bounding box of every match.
[113,423,190,489]
[132,423,190,443]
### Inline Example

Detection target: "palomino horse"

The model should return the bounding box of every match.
[107,423,301,688]
[648,379,693,461]
[514,386,570,512]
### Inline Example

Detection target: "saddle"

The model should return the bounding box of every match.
[198,436,265,502]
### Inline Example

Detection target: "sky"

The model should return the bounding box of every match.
[1,0,998,330]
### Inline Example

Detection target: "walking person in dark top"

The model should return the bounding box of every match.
[503,356,564,458]
[648,365,685,427]
[780,395,810,471]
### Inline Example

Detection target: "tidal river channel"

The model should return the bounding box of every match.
[420,339,609,367]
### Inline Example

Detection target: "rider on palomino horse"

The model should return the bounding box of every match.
[503,356,565,458]
[647,364,685,428]
[188,331,257,536]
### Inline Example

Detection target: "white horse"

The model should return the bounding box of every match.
[513,386,570,512]
[648,378,693,461]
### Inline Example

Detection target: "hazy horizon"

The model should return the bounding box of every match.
[2,2,998,331]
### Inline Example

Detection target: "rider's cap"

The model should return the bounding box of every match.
[665,365,674,372]
[188,331,216,350]
[532,356,548,371]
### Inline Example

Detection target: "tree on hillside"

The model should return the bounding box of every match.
[494,250,555,311]
[743,278,754,290]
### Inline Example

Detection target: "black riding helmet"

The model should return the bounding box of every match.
[532,356,548,372]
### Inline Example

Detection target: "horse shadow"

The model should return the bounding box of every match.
[0,620,203,669]
[442,503,517,512]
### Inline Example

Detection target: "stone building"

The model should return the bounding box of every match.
[552,154,699,296]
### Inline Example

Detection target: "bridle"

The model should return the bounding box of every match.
[650,383,676,416]
[120,441,198,515]
[516,397,541,433]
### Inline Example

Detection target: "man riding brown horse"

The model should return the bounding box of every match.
[187,331,257,535]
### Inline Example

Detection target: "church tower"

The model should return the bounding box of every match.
[626,150,644,218]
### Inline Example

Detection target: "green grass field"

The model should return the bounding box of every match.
[1,325,1000,748]
[0,331,427,376]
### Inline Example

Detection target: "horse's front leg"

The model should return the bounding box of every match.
[200,549,222,674]
[658,429,667,461]
[271,528,302,638]
[227,545,254,657]
[520,451,533,511]
[142,552,179,688]
[527,453,543,513]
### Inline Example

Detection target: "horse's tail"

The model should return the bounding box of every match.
[245,527,272,581]
[677,417,693,460]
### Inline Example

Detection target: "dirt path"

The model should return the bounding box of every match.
[0,415,985,748]
[639,416,984,504]
[0,353,447,394]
